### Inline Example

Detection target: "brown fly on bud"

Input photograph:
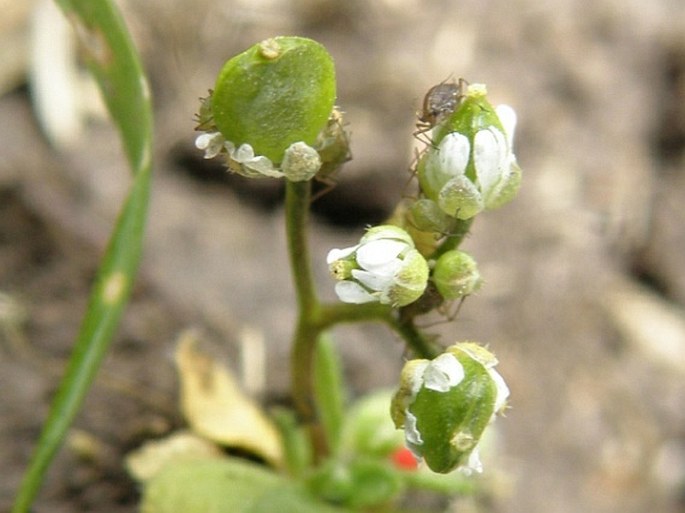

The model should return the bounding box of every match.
[407,78,468,196]
[414,78,468,144]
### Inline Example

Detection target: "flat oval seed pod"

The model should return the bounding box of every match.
[212,37,336,163]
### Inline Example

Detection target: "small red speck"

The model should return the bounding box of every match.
[391,447,418,470]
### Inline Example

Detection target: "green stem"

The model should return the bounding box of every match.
[317,302,393,327]
[430,217,474,260]
[317,301,438,359]
[286,180,328,457]
[286,181,318,312]
[392,313,440,359]
[286,179,440,459]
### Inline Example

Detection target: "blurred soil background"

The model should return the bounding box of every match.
[1,0,685,512]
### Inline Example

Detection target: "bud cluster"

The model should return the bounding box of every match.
[390,343,509,474]
[326,82,519,310]
[413,83,521,225]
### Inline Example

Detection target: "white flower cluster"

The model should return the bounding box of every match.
[326,225,429,307]
[195,132,320,181]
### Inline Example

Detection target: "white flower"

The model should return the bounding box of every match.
[327,225,429,307]
[228,142,284,179]
[195,132,225,159]
[419,88,521,220]
[195,131,292,179]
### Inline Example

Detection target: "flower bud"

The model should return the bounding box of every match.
[418,84,521,220]
[326,225,429,307]
[281,142,322,182]
[390,342,509,474]
[407,198,457,235]
[432,250,481,300]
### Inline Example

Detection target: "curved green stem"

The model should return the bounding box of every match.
[430,217,474,260]
[392,313,440,359]
[318,302,436,358]
[286,179,441,460]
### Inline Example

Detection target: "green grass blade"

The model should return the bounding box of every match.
[12,1,153,511]
[57,0,153,172]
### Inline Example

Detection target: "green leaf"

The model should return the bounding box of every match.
[12,1,153,512]
[142,458,352,513]
[341,389,404,459]
[306,457,405,509]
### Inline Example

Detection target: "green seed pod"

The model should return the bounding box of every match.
[391,343,509,474]
[432,250,482,300]
[212,37,336,163]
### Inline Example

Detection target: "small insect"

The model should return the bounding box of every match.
[408,78,468,186]
[414,78,468,140]
[311,107,352,201]
[193,90,216,132]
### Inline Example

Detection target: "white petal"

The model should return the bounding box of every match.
[404,411,423,446]
[489,368,510,413]
[438,132,470,178]
[423,353,465,392]
[233,143,256,162]
[408,361,429,399]
[326,246,357,264]
[460,446,483,475]
[195,132,224,159]
[352,268,397,292]
[495,104,517,146]
[334,281,376,304]
[242,154,281,178]
[194,132,213,150]
[474,128,507,197]
[282,141,321,181]
[356,239,407,270]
